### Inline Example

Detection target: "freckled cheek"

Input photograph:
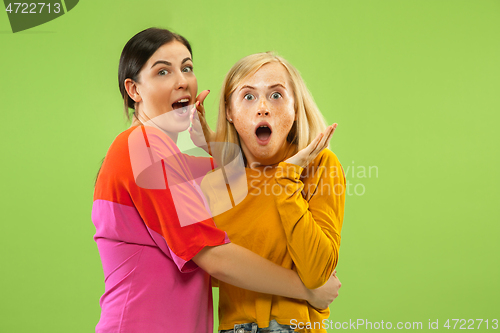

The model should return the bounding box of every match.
[272,105,295,140]
[273,120,294,141]
[230,115,254,148]
[233,118,254,141]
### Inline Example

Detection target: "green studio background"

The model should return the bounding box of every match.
[1,1,499,332]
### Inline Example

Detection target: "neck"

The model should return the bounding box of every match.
[131,116,178,144]
[243,142,296,169]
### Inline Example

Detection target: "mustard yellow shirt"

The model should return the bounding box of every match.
[205,149,346,333]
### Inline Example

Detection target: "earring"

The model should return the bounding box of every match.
[229,118,233,123]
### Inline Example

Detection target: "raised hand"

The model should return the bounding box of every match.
[284,124,337,168]
[188,90,216,149]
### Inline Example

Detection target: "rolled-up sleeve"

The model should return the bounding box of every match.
[273,149,346,289]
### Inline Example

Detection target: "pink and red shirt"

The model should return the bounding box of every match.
[92,125,229,332]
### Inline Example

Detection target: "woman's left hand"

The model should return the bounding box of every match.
[189,90,216,148]
[284,123,337,168]
[306,271,342,309]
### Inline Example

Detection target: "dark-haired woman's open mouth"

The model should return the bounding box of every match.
[172,97,191,117]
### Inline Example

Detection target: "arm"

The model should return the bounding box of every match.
[274,153,345,289]
[193,242,341,309]
[130,126,340,307]
[278,125,346,289]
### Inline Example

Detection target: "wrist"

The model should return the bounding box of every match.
[276,162,304,179]
[304,286,315,303]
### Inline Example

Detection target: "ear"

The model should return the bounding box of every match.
[124,78,142,103]
[226,105,233,123]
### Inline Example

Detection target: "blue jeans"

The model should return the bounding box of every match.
[219,319,297,333]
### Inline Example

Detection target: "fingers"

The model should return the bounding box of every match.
[195,101,206,118]
[196,90,210,104]
[189,108,202,131]
[195,90,210,115]
[189,106,196,124]
[314,127,331,153]
[320,125,335,147]
[285,123,338,168]
[190,105,197,119]
[308,132,324,153]
[314,123,337,154]
[326,123,337,144]
[303,124,336,163]
[288,131,324,168]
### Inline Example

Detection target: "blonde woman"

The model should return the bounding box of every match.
[202,52,346,333]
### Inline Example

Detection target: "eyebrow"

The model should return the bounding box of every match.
[239,83,286,91]
[151,57,192,69]
[239,85,255,91]
[269,83,286,90]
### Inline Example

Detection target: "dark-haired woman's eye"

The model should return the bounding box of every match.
[158,69,168,76]
[244,94,255,101]
[182,66,193,73]
[271,92,282,99]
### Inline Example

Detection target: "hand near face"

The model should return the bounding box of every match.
[189,90,216,149]
[284,124,337,168]
[306,271,341,310]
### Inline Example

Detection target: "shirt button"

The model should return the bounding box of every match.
[236,329,245,333]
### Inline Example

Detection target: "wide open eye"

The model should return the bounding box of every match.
[182,66,193,73]
[271,92,282,99]
[244,94,255,101]
[158,69,169,76]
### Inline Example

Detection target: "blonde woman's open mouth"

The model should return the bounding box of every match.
[255,122,272,145]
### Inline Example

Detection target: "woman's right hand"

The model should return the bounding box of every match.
[284,124,337,168]
[306,271,342,310]
[189,90,216,144]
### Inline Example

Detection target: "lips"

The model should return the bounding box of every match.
[172,96,190,109]
[255,122,272,145]
[172,96,191,116]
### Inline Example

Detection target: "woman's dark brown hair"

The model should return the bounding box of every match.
[118,27,192,120]
[96,28,192,186]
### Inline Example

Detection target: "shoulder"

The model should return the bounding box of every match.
[98,127,137,163]
[94,127,138,203]
[103,126,139,154]
[312,148,343,168]
[115,126,139,143]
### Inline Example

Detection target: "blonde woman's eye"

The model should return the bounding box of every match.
[271,92,282,99]
[244,94,255,101]
[182,66,193,73]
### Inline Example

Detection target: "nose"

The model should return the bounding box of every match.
[257,98,270,117]
[175,72,188,90]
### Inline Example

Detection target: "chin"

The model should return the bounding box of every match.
[252,147,280,162]
[172,121,191,134]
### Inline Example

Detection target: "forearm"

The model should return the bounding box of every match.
[275,161,344,289]
[193,242,311,301]
[283,209,339,288]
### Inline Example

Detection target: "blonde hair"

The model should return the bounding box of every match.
[215,52,327,165]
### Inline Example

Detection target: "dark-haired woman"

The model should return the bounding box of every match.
[92,28,341,333]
